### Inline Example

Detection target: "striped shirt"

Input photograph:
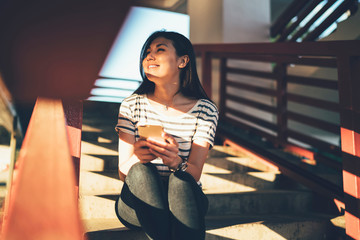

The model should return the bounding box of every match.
[115,94,219,176]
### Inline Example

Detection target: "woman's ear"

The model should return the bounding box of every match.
[178,55,189,68]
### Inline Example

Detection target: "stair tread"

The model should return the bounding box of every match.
[84,212,335,231]
[205,212,334,225]
[80,187,310,197]
[83,212,337,240]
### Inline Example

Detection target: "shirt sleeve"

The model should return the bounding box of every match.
[115,98,136,136]
[193,101,219,148]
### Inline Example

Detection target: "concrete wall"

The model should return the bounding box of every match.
[223,0,271,43]
[188,0,223,44]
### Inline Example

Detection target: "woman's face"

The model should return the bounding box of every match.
[142,37,184,85]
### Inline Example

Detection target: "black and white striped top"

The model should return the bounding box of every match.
[115,94,219,176]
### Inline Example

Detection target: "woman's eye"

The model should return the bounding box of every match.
[157,48,165,52]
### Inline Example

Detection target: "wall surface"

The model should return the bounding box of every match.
[223,0,271,43]
[188,0,273,111]
[188,0,223,44]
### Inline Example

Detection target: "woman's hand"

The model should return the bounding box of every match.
[146,132,182,170]
[133,139,157,163]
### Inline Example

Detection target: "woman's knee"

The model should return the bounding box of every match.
[168,171,197,190]
[168,171,197,205]
[126,162,158,184]
[168,171,208,216]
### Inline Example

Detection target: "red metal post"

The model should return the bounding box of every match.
[338,56,360,240]
[63,100,83,198]
[201,51,212,99]
[219,58,227,120]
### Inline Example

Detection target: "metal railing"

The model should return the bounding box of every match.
[194,39,360,238]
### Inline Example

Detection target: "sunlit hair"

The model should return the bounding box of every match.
[134,30,209,100]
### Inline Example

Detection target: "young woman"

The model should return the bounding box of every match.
[115,31,218,240]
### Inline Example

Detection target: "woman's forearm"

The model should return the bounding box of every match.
[184,162,203,182]
[118,154,140,181]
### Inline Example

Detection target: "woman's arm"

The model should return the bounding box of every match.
[185,140,210,182]
[118,131,156,181]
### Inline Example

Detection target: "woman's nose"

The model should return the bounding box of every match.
[146,52,155,60]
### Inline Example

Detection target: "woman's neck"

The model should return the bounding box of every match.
[151,86,179,107]
[147,86,197,114]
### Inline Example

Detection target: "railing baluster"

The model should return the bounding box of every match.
[63,100,83,198]
[338,55,360,240]
[219,58,227,120]
[275,63,288,146]
[201,51,212,99]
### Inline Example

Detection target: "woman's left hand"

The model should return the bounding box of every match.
[146,132,182,170]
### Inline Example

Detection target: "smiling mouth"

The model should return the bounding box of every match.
[148,65,159,69]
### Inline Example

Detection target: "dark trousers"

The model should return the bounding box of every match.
[115,162,208,240]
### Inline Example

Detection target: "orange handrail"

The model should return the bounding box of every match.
[1,98,84,240]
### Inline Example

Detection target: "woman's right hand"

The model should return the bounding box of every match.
[133,139,157,163]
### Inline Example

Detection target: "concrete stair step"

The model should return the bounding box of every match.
[79,189,312,220]
[208,146,245,158]
[79,195,119,220]
[205,214,337,240]
[80,167,279,195]
[206,190,312,216]
[204,156,279,174]
[80,154,118,172]
[80,155,263,174]
[84,218,148,240]
[79,170,122,195]
[81,121,114,134]
[201,172,280,193]
[82,130,118,143]
[81,141,117,155]
[83,213,338,240]
[80,147,267,173]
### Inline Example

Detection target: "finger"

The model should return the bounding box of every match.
[147,139,178,154]
[149,148,177,163]
[148,146,167,158]
[147,142,177,157]
[134,139,149,148]
[146,137,167,147]
[161,132,178,146]
[134,148,157,160]
[139,157,154,163]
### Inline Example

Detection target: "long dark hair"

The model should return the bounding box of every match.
[134,31,209,100]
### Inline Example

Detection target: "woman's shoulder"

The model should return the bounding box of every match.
[197,99,218,114]
[122,93,145,104]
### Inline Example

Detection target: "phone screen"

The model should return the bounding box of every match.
[138,125,163,140]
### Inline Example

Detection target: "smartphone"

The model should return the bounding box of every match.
[138,125,164,140]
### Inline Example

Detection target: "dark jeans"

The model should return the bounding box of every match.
[115,162,209,240]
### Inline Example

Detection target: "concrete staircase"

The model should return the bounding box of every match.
[79,101,344,240]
